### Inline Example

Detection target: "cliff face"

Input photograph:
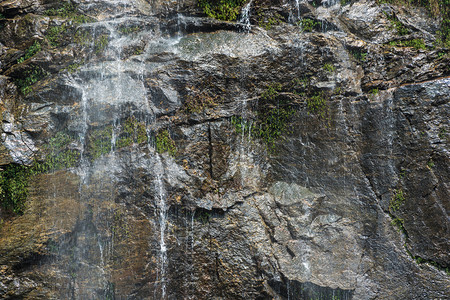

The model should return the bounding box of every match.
[0,0,448,299]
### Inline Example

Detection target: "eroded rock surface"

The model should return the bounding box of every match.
[0,0,448,299]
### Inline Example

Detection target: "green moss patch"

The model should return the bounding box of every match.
[116,116,148,149]
[44,2,95,24]
[198,0,246,21]
[17,41,41,64]
[0,164,33,214]
[299,18,321,32]
[388,38,427,50]
[231,82,295,152]
[87,126,113,161]
[389,189,405,212]
[155,130,177,156]
[15,66,47,95]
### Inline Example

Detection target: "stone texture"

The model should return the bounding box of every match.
[0,0,449,299]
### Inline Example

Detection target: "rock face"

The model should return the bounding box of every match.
[0,0,449,299]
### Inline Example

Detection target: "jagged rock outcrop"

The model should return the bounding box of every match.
[0,0,448,299]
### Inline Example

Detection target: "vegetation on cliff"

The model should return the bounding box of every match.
[0,164,32,214]
[378,0,450,47]
[198,0,246,21]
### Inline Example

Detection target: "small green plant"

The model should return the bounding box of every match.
[265,17,280,30]
[438,127,447,139]
[404,242,450,275]
[94,35,109,54]
[255,83,295,150]
[388,39,427,50]
[71,14,95,24]
[88,126,113,161]
[116,136,132,149]
[44,2,75,18]
[118,25,140,35]
[377,0,449,48]
[44,2,94,23]
[74,29,93,46]
[333,87,342,95]
[46,24,68,47]
[415,256,425,264]
[291,77,309,90]
[0,164,33,214]
[385,12,410,36]
[231,115,252,135]
[0,13,5,19]
[427,159,435,169]
[39,149,79,172]
[33,132,80,172]
[323,63,335,72]
[391,217,405,232]
[116,116,147,148]
[231,82,295,152]
[352,50,368,62]
[437,51,447,58]
[307,92,328,120]
[254,107,294,151]
[17,41,41,64]
[300,18,319,32]
[15,66,47,95]
[389,189,405,212]
[49,132,72,151]
[370,88,379,95]
[195,210,211,224]
[198,0,246,21]
[155,130,177,156]
[65,61,83,73]
[257,13,284,30]
[434,36,450,49]
[261,82,282,100]
[0,131,80,215]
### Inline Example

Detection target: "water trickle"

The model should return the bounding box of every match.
[325,0,341,7]
[239,0,252,32]
[51,6,177,297]
[294,0,300,22]
[65,74,91,186]
[110,118,119,153]
[155,156,169,299]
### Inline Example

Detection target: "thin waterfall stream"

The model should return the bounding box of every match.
[57,8,177,298]
[155,156,169,299]
[239,0,252,31]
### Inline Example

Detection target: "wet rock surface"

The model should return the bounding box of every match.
[0,0,449,299]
